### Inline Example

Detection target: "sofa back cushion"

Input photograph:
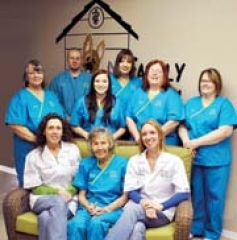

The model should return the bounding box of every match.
[74,139,192,181]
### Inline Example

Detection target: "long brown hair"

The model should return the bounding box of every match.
[86,69,115,123]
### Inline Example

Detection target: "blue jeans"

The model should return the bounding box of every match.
[32,195,67,240]
[105,200,170,240]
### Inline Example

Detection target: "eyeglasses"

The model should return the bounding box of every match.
[27,70,43,75]
[200,79,213,83]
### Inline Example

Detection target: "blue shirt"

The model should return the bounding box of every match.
[70,97,126,133]
[184,95,237,166]
[5,88,65,185]
[73,155,128,207]
[111,74,142,112]
[126,87,184,145]
[48,70,91,117]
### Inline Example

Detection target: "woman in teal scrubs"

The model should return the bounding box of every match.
[110,49,142,110]
[5,59,64,186]
[126,59,184,145]
[70,69,126,140]
[179,68,237,240]
[67,127,128,240]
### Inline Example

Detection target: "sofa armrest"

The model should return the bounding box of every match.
[3,188,31,240]
[174,199,193,240]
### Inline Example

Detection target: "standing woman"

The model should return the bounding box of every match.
[70,69,126,140]
[24,113,81,240]
[126,59,184,145]
[111,49,142,110]
[67,127,128,240]
[105,120,190,240]
[179,68,237,240]
[5,59,64,187]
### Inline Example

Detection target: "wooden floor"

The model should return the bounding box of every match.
[0,169,18,240]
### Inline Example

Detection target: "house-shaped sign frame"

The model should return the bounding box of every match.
[55,0,139,68]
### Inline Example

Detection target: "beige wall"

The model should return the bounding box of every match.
[1,0,237,238]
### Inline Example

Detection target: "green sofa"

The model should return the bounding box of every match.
[3,139,193,240]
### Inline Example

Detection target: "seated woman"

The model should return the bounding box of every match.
[24,113,81,240]
[105,119,190,240]
[70,69,126,140]
[67,127,128,240]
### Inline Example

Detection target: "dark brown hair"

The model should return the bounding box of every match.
[113,49,136,78]
[86,69,115,124]
[36,113,73,149]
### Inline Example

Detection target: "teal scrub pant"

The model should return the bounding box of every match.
[191,164,230,240]
[67,207,122,240]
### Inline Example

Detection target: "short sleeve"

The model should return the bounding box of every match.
[72,159,88,190]
[5,91,27,126]
[70,97,86,127]
[219,98,237,129]
[24,150,42,189]
[172,157,190,193]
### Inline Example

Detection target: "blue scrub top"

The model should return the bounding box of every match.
[110,74,142,111]
[184,95,237,166]
[73,155,128,207]
[70,96,126,133]
[48,70,92,117]
[5,88,65,185]
[126,87,184,145]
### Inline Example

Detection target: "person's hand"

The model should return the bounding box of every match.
[140,199,154,209]
[58,189,72,202]
[145,208,157,219]
[86,203,97,215]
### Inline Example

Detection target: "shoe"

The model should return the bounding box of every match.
[189,233,193,239]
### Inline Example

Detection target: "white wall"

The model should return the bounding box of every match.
[1,1,237,238]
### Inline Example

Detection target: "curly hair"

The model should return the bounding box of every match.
[36,113,73,149]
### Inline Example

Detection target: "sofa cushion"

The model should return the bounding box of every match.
[15,211,175,239]
[16,211,38,235]
[146,222,175,240]
[75,139,192,180]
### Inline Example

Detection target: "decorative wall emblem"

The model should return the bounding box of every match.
[88,7,104,29]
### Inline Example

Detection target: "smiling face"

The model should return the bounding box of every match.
[119,55,133,75]
[199,72,217,97]
[91,134,111,162]
[44,118,63,147]
[141,123,160,150]
[147,63,164,88]
[26,64,44,89]
[94,73,109,95]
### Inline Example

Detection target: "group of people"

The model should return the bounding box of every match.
[4,47,237,240]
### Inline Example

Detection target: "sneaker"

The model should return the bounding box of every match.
[189,233,193,239]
